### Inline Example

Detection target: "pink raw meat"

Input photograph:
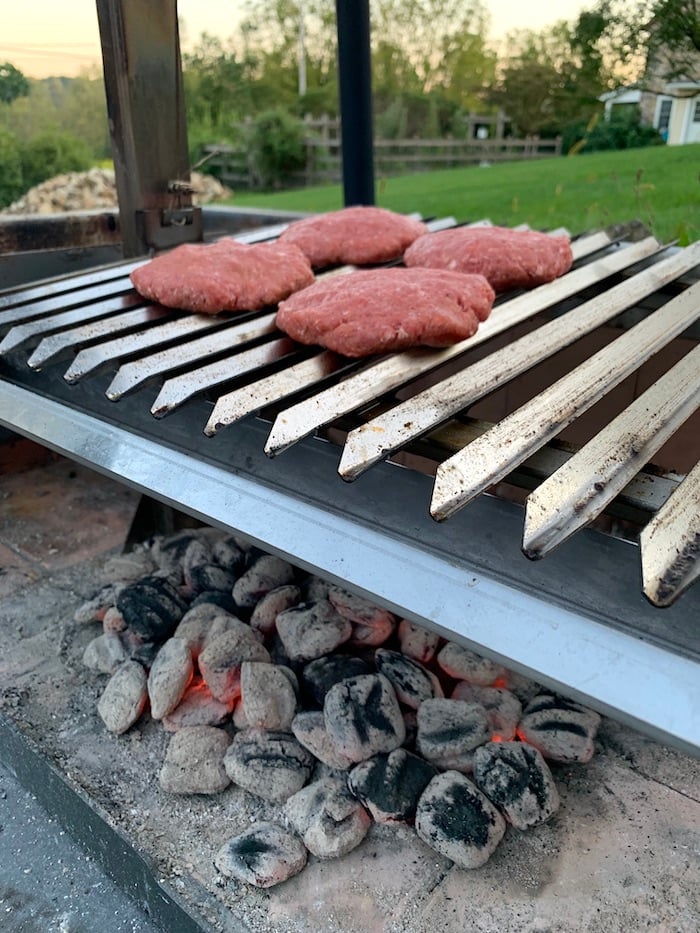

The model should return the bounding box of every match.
[278,206,429,268]
[404,226,573,292]
[130,238,314,314]
[275,267,495,358]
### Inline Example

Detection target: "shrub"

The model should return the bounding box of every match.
[564,109,663,155]
[20,131,92,190]
[245,110,307,189]
[0,127,23,207]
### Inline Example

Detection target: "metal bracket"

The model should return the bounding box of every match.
[136,206,203,252]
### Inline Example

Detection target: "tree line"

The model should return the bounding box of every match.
[0,0,697,206]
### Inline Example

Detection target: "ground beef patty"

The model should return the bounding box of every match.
[278,206,429,268]
[275,267,495,358]
[130,238,314,314]
[404,226,573,292]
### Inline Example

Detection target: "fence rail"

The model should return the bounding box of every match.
[200,114,562,190]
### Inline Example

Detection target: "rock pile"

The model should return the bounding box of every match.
[76,526,601,888]
[1,168,230,215]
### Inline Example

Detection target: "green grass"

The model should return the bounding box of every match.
[224,144,700,245]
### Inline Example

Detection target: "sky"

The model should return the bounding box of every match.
[0,0,593,80]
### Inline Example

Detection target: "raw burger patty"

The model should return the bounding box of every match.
[275,267,495,357]
[130,238,314,314]
[404,225,573,292]
[278,206,429,268]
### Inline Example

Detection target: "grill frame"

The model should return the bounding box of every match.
[0,220,699,755]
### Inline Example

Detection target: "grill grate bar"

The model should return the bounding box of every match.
[204,351,354,434]
[0,279,140,331]
[0,293,147,355]
[337,237,683,480]
[104,312,279,397]
[28,305,179,370]
[522,343,700,561]
[431,275,700,521]
[264,234,655,457]
[0,258,148,311]
[641,458,700,606]
[150,337,301,416]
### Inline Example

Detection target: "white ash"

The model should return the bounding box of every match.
[158,725,231,795]
[77,527,604,887]
[436,641,507,685]
[416,698,491,772]
[96,660,148,734]
[397,618,440,663]
[517,694,602,763]
[323,673,406,763]
[284,775,371,859]
[240,660,298,731]
[147,637,194,720]
[275,599,352,662]
[223,729,315,803]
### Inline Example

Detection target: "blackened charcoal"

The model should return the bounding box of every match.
[517,694,601,763]
[416,699,490,772]
[116,575,187,641]
[284,775,371,858]
[211,536,247,575]
[276,600,352,662]
[150,530,204,580]
[450,684,522,741]
[436,642,506,686]
[415,770,506,869]
[214,821,307,888]
[224,728,315,803]
[186,563,237,596]
[301,654,372,708]
[324,673,406,763]
[374,649,443,709]
[190,590,238,614]
[473,741,560,830]
[328,585,397,630]
[233,555,296,609]
[347,749,439,823]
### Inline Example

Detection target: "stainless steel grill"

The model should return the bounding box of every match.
[0,217,699,755]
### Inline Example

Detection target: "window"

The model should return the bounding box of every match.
[693,100,700,123]
[657,98,672,133]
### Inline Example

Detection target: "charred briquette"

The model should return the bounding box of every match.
[214,822,307,888]
[345,677,395,744]
[186,562,237,596]
[301,654,372,707]
[190,590,238,614]
[116,576,187,641]
[421,779,497,849]
[524,694,590,715]
[374,648,440,707]
[211,535,247,575]
[347,749,439,823]
[529,718,589,738]
[233,835,276,866]
[473,741,559,829]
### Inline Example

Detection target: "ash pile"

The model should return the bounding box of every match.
[77,526,601,889]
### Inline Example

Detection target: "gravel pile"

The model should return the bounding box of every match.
[2,168,230,215]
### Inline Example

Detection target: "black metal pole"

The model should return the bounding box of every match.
[335,0,375,206]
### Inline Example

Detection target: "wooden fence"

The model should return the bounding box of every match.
[200,113,562,190]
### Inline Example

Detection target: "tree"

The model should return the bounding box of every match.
[0,62,29,106]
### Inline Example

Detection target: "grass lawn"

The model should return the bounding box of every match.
[224,143,700,245]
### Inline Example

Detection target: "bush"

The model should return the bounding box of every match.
[564,109,663,155]
[20,131,92,190]
[245,110,307,190]
[0,127,23,207]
